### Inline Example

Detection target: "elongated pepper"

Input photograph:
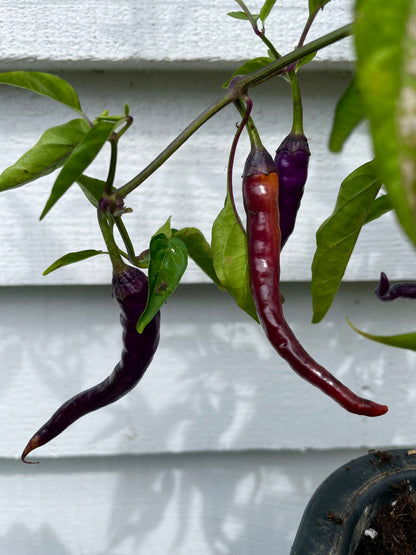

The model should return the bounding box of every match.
[21,265,160,463]
[243,145,387,416]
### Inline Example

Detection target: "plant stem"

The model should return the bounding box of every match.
[288,72,304,135]
[116,23,351,199]
[227,97,253,232]
[234,98,262,149]
[97,201,126,276]
[298,0,328,50]
[114,216,136,264]
[234,0,281,59]
[105,135,118,195]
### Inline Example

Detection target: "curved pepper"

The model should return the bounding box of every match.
[243,145,387,417]
[375,272,416,301]
[22,265,160,463]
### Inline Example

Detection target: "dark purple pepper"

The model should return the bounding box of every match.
[274,133,310,248]
[375,272,416,301]
[21,265,160,463]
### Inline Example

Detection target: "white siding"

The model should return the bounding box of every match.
[0,1,414,554]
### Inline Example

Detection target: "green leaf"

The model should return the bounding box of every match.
[0,71,82,112]
[295,51,317,72]
[0,119,90,192]
[260,0,277,23]
[364,194,393,224]
[227,11,259,21]
[211,194,259,322]
[137,233,188,333]
[311,161,382,323]
[223,57,273,88]
[43,249,106,275]
[355,0,416,247]
[174,227,223,289]
[329,77,365,152]
[347,319,416,352]
[76,174,107,207]
[154,216,173,239]
[40,119,117,219]
[309,0,332,16]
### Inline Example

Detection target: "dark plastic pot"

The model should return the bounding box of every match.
[291,448,416,554]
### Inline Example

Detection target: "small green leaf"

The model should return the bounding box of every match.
[308,0,332,16]
[137,234,188,333]
[135,249,150,269]
[223,57,273,88]
[76,174,107,207]
[40,119,117,219]
[296,51,317,72]
[43,249,106,275]
[227,11,259,21]
[0,71,82,112]
[0,119,90,192]
[364,194,393,224]
[154,216,173,240]
[347,319,416,352]
[260,0,277,23]
[355,0,416,246]
[174,227,223,289]
[211,194,259,322]
[329,77,365,152]
[311,161,382,323]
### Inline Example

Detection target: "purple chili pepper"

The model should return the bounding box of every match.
[375,272,416,301]
[22,265,160,463]
[274,133,310,248]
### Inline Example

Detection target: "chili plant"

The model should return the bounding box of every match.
[0,0,415,461]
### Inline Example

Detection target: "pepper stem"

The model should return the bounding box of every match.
[97,200,126,276]
[227,96,254,232]
[288,72,304,135]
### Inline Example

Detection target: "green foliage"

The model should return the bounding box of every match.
[43,250,106,275]
[211,193,259,322]
[40,119,118,219]
[76,175,107,207]
[311,161,382,323]
[174,227,223,289]
[0,119,90,191]
[227,11,258,21]
[309,0,332,15]
[295,51,317,72]
[0,71,83,112]
[260,0,277,23]
[347,319,416,352]
[364,194,393,224]
[223,57,273,88]
[137,233,188,333]
[329,77,365,152]
[355,0,416,247]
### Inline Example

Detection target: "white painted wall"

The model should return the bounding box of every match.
[1,1,415,554]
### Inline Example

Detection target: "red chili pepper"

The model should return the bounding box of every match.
[243,145,387,417]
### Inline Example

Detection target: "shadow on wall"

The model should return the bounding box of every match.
[0,449,366,555]
[3,281,416,553]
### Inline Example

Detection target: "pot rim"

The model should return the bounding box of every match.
[291,448,416,554]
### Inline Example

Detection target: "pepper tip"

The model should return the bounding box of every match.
[21,435,41,464]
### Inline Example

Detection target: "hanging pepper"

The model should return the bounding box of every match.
[274,73,310,247]
[21,265,160,463]
[375,272,416,301]
[243,144,387,416]
[275,133,310,247]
